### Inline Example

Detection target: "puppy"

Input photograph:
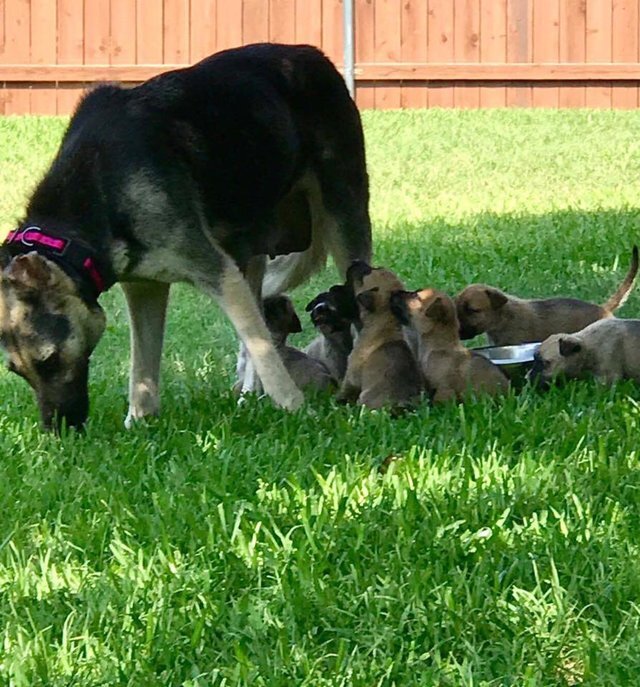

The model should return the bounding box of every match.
[337,263,422,409]
[529,318,640,387]
[391,288,509,403]
[455,245,639,345]
[304,284,357,381]
[263,295,336,392]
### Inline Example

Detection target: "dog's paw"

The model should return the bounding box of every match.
[277,387,304,411]
[124,408,159,430]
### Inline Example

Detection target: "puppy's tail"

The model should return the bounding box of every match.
[602,244,639,312]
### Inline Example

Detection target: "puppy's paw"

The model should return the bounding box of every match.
[124,407,159,430]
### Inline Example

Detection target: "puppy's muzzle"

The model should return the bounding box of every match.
[526,360,550,390]
[458,323,480,340]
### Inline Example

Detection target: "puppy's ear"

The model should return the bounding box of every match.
[559,337,582,357]
[425,297,449,323]
[356,289,376,313]
[286,309,303,333]
[485,287,508,310]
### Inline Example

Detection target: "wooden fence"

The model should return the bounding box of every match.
[0,0,639,114]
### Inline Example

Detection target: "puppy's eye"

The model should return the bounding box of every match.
[465,305,481,314]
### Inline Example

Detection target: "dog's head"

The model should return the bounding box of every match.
[305,284,358,335]
[350,264,405,323]
[528,333,587,387]
[391,288,459,338]
[454,284,509,339]
[0,251,106,431]
[263,295,302,344]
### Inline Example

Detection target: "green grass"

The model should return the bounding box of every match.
[2,109,640,686]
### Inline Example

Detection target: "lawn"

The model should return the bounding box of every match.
[1,108,640,686]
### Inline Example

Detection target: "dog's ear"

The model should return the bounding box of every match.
[356,289,376,313]
[485,287,508,310]
[425,296,449,323]
[559,337,582,357]
[4,252,52,293]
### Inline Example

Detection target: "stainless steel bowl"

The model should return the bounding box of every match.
[471,343,540,383]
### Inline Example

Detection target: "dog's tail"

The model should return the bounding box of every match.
[602,244,639,312]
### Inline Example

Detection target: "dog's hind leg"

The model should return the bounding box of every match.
[122,281,171,429]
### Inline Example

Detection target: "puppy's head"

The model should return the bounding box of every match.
[528,334,587,387]
[454,285,509,339]
[305,284,358,335]
[391,288,459,339]
[0,252,106,431]
[351,265,405,323]
[263,295,302,341]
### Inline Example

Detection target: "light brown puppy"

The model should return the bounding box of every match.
[530,318,640,387]
[391,288,509,403]
[263,295,336,392]
[337,263,422,409]
[455,245,639,345]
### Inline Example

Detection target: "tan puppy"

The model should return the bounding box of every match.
[337,263,422,409]
[529,318,640,386]
[391,288,509,403]
[263,295,336,392]
[455,245,638,345]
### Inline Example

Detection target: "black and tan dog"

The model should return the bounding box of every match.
[455,245,639,345]
[392,288,509,403]
[529,318,640,386]
[336,262,422,410]
[0,44,372,430]
[263,295,335,392]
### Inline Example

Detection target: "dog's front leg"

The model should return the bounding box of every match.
[237,255,266,396]
[207,261,303,411]
[121,281,170,428]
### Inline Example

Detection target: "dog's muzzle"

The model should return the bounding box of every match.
[37,365,90,432]
[526,360,550,390]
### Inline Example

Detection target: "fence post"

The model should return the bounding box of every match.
[343,0,355,98]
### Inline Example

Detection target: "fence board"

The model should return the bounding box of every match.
[164,0,190,63]
[190,0,217,62]
[427,0,455,106]
[295,0,322,46]
[355,0,376,109]
[611,0,639,108]
[401,0,428,107]
[506,0,532,106]
[4,0,31,114]
[479,0,507,106]
[585,0,612,107]
[243,0,270,44]
[216,1,242,50]
[137,0,163,63]
[375,0,401,108]
[56,0,84,114]
[532,0,559,106]
[270,0,296,44]
[559,0,586,106]
[453,0,480,108]
[30,0,57,114]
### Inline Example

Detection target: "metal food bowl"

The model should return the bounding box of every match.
[471,342,540,383]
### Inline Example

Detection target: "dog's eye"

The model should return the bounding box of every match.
[465,305,480,314]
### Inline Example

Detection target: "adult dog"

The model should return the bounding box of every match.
[0,43,372,431]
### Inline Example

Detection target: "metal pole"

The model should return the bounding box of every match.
[343,0,355,98]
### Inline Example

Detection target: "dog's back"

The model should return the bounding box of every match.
[468,353,510,396]
[359,340,422,409]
